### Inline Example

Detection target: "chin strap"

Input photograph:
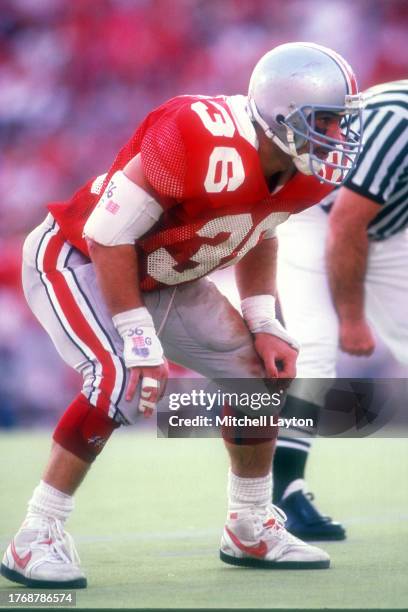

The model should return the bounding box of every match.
[248,98,324,179]
[274,127,323,177]
[294,154,321,176]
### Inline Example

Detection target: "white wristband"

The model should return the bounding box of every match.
[241,295,276,330]
[241,294,300,351]
[113,307,164,367]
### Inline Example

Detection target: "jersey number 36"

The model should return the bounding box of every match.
[191,101,245,193]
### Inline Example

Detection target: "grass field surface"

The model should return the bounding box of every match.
[0,431,407,609]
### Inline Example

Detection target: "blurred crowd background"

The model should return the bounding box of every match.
[1,0,407,427]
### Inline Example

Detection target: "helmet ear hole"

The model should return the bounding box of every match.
[276,114,285,124]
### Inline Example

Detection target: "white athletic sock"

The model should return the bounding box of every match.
[26,480,74,523]
[228,469,272,511]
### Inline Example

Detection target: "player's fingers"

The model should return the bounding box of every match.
[141,362,169,402]
[138,376,160,417]
[274,353,294,378]
[263,354,279,378]
[278,360,297,379]
[125,368,141,402]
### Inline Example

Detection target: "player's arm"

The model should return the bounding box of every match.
[326,186,380,355]
[87,157,151,315]
[84,154,168,412]
[235,237,298,379]
[235,234,277,298]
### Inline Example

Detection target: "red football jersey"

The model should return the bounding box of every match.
[48,95,333,291]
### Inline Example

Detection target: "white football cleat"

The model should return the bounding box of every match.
[220,504,330,569]
[0,516,87,588]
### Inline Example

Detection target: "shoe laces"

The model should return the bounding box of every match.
[252,504,288,540]
[29,519,80,568]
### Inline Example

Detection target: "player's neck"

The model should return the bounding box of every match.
[267,167,296,193]
[255,125,296,185]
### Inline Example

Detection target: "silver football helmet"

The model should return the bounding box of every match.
[248,42,364,185]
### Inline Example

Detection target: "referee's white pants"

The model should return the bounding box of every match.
[277,206,408,388]
[22,214,272,425]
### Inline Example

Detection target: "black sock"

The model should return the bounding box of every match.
[273,442,310,503]
[272,393,320,503]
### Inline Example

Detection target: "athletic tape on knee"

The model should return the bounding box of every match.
[53,394,120,463]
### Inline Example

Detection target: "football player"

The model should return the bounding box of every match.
[1,42,362,588]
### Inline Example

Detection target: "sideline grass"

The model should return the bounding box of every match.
[0,432,407,609]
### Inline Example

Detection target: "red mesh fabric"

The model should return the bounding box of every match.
[140,115,186,199]
[48,98,191,254]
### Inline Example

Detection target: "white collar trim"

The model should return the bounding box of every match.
[226,95,258,149]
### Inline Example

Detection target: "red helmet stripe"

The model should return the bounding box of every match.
[327,48,359,95]
[302,43,358,95]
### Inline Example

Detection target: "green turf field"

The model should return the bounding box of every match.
[0,432,407,609]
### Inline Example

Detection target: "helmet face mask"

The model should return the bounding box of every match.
[284,102,363,184]
[248,42,364,185]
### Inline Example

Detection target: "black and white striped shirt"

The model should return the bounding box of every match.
[322,80,408,241]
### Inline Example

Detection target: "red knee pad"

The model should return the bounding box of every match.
[53,394,120,463]
[221,402,278,446]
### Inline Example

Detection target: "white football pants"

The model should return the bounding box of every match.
[22,214,272,425]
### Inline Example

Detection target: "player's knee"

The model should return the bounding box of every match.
[53,394,120,463]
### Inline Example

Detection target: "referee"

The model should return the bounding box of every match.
[272,80,408,540]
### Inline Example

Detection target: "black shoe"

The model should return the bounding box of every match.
[277,483,346,541]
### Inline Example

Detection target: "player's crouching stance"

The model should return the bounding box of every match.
[1,42,363,587]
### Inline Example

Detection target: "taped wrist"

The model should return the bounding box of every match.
[113,307,164,367]
[241,295,276,329]
[241,295,300,351]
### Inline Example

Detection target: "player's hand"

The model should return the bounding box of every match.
[126,359,169,417]
[112,307,168,417]
[254,332,298,379]
[339,319,376,356]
